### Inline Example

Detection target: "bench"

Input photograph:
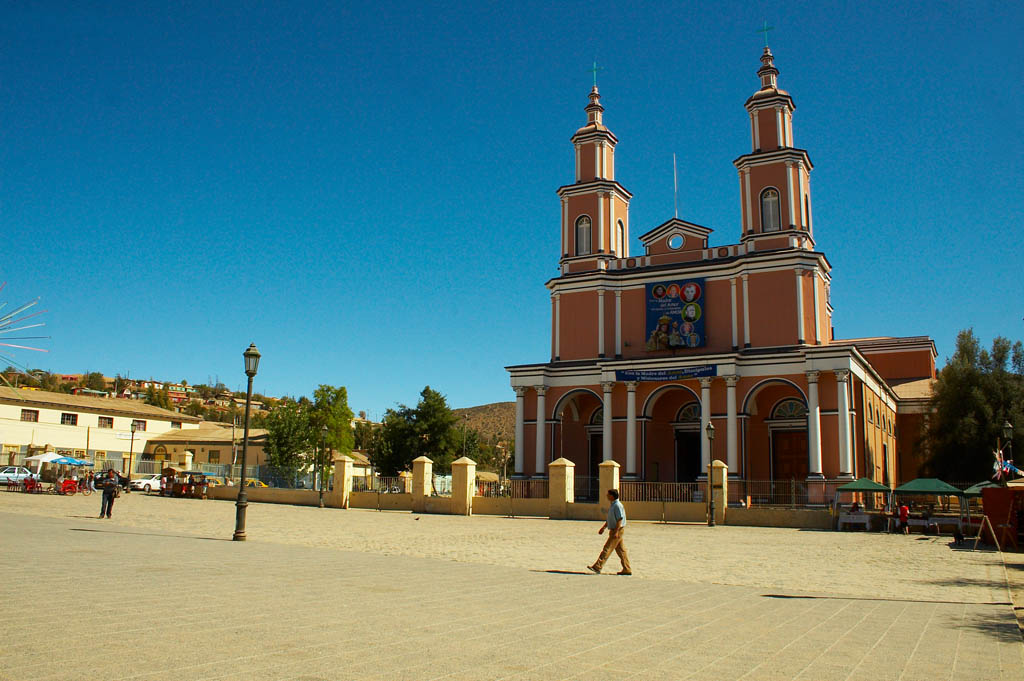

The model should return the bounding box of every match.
[838,513,870,530]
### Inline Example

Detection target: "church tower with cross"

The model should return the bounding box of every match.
[506,44,937,493]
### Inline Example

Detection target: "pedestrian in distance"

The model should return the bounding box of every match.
[98,469,118,519]
[588,488,632,575]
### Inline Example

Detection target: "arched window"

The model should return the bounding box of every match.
[771,398,807,419]
[676,402,701,422]
[590,407,603,425]
[575,216,592,256]
[760,188,781,232]
[616,220,625,255]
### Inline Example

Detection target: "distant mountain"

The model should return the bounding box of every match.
[453,401,515,443]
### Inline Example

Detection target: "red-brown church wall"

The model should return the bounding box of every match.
[859,350,936,382]
[896,412,927,483]
[619,288,646,357]
[747,270,798,347]
[559,292,598,360]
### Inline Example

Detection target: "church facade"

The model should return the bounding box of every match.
[506,48,936,490]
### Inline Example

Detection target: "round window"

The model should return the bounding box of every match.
[667,234,684,250]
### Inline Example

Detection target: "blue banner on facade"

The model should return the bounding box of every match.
[645,278,706,350]
[614,365,717,382]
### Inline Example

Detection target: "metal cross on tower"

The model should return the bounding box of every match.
[588,59,604,88]
[757,20,775,47]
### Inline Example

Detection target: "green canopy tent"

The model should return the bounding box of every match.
[833,478,893,530]
[893,478,963,495]
[962,480,999,498]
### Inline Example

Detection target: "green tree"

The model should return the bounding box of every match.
[923,329,1023,481]
[368,386,460,475]
[353,419,378,450]
[82,372,106,391]
[183,401,206,417]
[144,385,172,410]
[264,400,312,479]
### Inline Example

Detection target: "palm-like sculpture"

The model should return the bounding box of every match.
[0,282,49,388]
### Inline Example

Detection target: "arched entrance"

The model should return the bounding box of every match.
[742,379,808,502]
[551,388,602,475]
[642,384,700,482]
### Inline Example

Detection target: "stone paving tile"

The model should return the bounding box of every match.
[1,501,1023,681]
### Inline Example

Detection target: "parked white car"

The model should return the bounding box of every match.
[129,473,162,493]
[0,466,35,484]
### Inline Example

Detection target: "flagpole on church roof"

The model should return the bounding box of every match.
[673,153,679,219]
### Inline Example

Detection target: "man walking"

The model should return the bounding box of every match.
[588,488,632,575]
[99,469,118,519]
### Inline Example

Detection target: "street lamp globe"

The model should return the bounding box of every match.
[130,422,137,433]
[1004,420,1014,442]
[705,420,715,442]
[243,343,261,378]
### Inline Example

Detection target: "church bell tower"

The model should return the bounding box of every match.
[557,86,633,270]
[733,47,815,246]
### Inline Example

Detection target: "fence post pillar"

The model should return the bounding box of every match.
[598,460,621,516]
[329,455,353,509]
[548,458,575,519]
[399,471,412,494]
[711,460,728,525]
[411,456,433,513]
[451,456,476,516]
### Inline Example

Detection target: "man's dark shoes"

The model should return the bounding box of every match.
[587,565,601,574]
[617,571,632,575]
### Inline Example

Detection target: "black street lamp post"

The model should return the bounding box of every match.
[233,343,261,541]
[319,425,328,508]
[705,420,716,527]
[126,422,137,493]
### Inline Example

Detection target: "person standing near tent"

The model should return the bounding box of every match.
[98,469,118,519]
[898,502,910,534]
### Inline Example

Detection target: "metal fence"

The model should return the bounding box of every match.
[733,479,847,507]
[574,476,600,503]
[509,478,548,499]
[620,481,705,503]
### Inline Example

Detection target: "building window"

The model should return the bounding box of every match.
[590,407,603,425]
[208,450,221,464]
[867,406,872,423]
[617,219,625,254]
[760,188,781,232]
[61,413,78,426]
[131,419,147,432]
[171,421,182,429]
[20,409,39,422]
[771,399,808,419]
[98,416,114,429]
[575,216,592,256]
[676,403,701,422]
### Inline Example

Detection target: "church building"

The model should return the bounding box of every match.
[506,47,936,491]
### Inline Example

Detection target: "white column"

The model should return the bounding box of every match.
[614,290,622,357]
[749,112,756,152]
[730,277,738,349]
[787,112,794,148]
[600,142,606,178]
[775,108,782,148]
[811,270,821,344]
[608,144,614,180]
[726,375,738,473]
[798,168,807,228]
[741,273,751,347]
[743,170,752,232]
[625,382,637,476]
[753,110,761,149]
[534,386,548,476]
[806,371,822,477]
[700,377,712,471]
[806,179,813,233]
[738,172,746,230]
[624,206,630,256]
[554,293,561,359]
[795,268,805,344]
[601,381,614,462]
[598,193,605,252]
[561,198,568,254]
[514,387,526,475]
[786,161,796,228]
[609,196,616,254]
[835,370,852,477]
[575,144,580,182]
[597,290,606,357]
[595,142,602,178]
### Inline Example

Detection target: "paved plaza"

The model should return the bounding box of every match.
[1,493,1022,681]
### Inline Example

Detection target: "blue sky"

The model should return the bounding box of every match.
[2,1,1021,417]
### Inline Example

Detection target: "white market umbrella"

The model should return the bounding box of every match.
[25,451,62,475]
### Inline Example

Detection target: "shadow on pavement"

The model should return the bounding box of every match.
[531,569,593,575]
[69,528,230,542]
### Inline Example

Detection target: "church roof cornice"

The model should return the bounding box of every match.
[638,218,713,246]
[733,147,813,170]
[556,179,633,200]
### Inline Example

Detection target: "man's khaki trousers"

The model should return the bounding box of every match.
[594,528,631,573]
